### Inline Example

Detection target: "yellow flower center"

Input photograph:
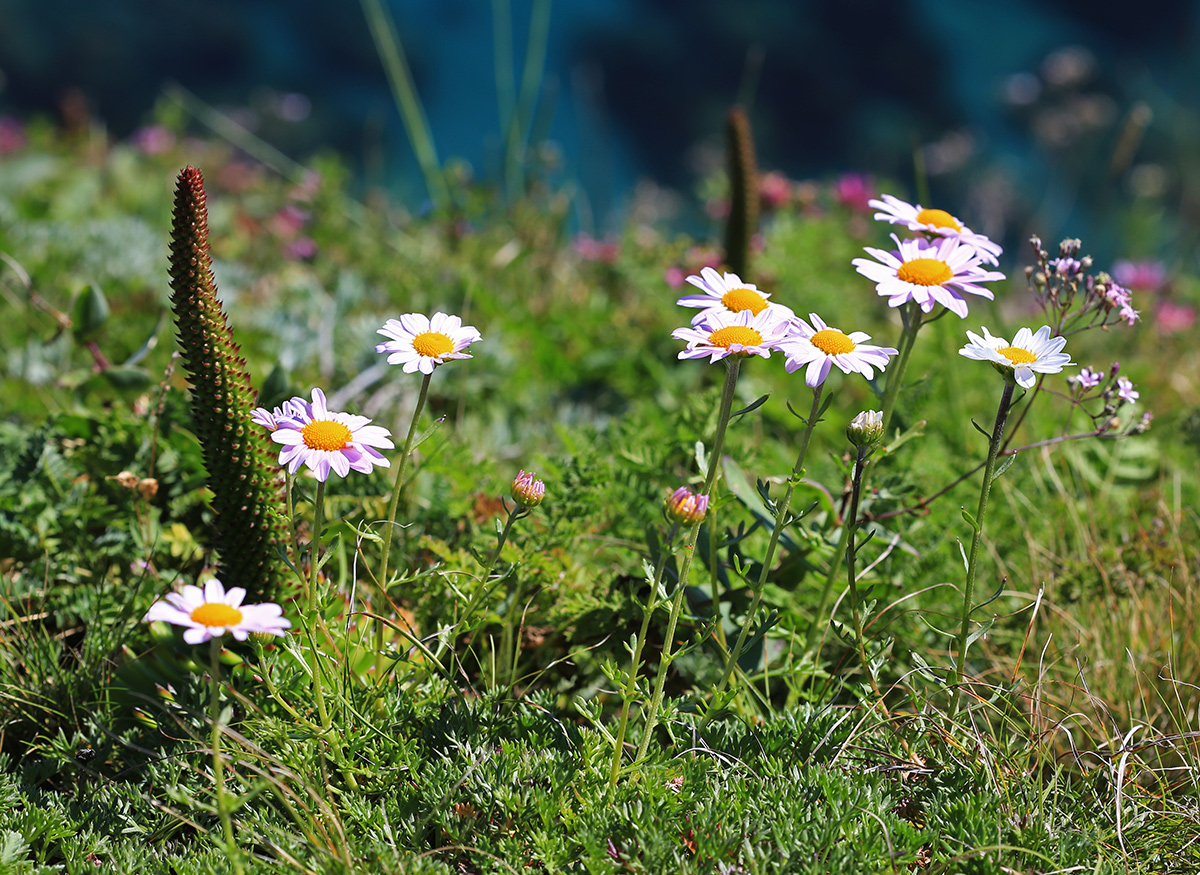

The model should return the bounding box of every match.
[721,287,769,315]
[708,326,764,349]
[809,329,856,355]
[302,420,353,451]
[897,258,953,286]
[997,346,1037,365]
[412,331,455,358]
[190,602,244,628]
[915,207,962,231]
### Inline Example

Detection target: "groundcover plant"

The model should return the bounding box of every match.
[0,128,1196,875]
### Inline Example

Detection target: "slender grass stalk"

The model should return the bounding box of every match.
[950,378,1016,715]
[503,0,552,203]
[635,358,741,765]
[609,522,679,785]
[375,372,433,675]
[359,0,449,212]
[208,640,245,875]
[706,382,825,717]
[845,443,884,701]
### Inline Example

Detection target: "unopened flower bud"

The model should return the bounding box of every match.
[511,470,545,508]
[115,470,139,489]
[666,486,708,526]
[137,478,159,499]
[846,410,884,449]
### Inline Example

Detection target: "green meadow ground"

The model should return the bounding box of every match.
[1,128,1198,873]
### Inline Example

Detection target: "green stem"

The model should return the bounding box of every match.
[375,371,432,676]
[285,471,303,589]
[950,379,1015,715]
[706,382,824,717]
[806,303,921,652]
[879,301,922,436]
[308,479,326,616]
[845,444,884,701]
[635,357,742,765]
[209,640,245,875]
[609,523,679,785]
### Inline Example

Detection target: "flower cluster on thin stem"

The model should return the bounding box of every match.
[1027,236,1140,334]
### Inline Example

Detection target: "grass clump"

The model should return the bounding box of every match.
[0,121,1198,874]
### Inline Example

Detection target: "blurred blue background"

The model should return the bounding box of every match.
[2,0,1199,257]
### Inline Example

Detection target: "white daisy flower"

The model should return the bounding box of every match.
[672,308,793,364]
[778,313,898,388]
[675,266,795,326]
[376,312,482,375]
[270,387,394,481]
[958,325,1073,388]
[868,194,1003,264]
[250,397,307,432]
[853,234,1005,319]
[145,578,291,645]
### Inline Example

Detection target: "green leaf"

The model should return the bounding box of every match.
[971,418,990,439]
[884,419,925,454]
[731,393,770,418]
[960,507,979,531]
[72,282,109,340]
[993,452,1018,478]
[965,617,995,649]
[721,456,801,553]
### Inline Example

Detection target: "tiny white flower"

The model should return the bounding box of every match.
[1071,367,1102,389]
[958,325,1073,388]
[1116,376,1139,403]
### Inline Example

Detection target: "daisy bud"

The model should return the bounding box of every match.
[511,470,545,508]
[665,486,708,526]
[847,410,884,449]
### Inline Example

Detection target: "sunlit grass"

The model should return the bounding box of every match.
[1,125,1197,873]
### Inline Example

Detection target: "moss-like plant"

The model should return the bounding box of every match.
[167,166,288,599]
[723,105,759,278]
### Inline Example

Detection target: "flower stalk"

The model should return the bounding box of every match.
[374,371,432,675]
[950,378,1016,715]
[609,522,679,785]
[706,381,825,716]
[845,441,884,701]
[635,357,741,764]
[208,639,245,875]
